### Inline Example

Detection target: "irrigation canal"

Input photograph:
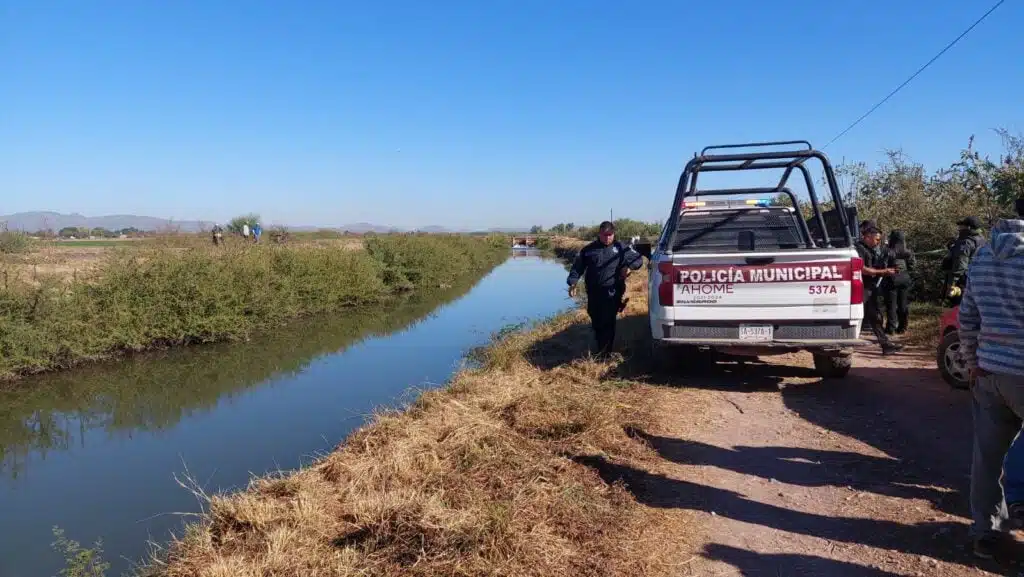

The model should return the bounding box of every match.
[0,251,573,577]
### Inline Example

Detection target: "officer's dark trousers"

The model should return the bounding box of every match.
[884,285,910,333]
[864,290,892,347]
[587,294,619,357]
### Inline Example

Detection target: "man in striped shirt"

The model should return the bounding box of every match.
[960,197,1024,559]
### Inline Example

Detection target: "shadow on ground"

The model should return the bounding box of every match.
[525,313,809,392]
[524,312,1009,571]
[702,543,905,576]
[780,361,972,517]
[524,316,596,371]
[527,313,971,510]
[572,453,1003,572]
[630,429,952,507]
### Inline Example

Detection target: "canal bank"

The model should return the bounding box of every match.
[0,235,508,381]
[136,239,673,577]
[0,253,576,577]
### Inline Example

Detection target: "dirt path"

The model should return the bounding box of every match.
[616,348,1017,576]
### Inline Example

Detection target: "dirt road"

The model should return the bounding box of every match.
[599,347,1019,576]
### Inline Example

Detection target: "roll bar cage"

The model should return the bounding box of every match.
[677,187,814,249]
[662,140,853,251]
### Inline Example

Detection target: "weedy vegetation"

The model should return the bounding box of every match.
[0,229,34,255]
[0,234,509,380]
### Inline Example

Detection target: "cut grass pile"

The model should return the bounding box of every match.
[140,239,675,577]
[0,234,508,380]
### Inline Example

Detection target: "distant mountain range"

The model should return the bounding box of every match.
[0,211,530,235]
[0,211,207,233]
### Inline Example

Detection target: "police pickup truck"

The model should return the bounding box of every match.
[637,141,868,378]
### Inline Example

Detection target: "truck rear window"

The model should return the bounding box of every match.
[670,207,806,253]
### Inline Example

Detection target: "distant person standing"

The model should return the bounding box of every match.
[211,224,224,246]
[567,221,644,358]
[882,229,916,335]
[252,222,262,243]
[959,196,1024,559]
[242,223,250,241]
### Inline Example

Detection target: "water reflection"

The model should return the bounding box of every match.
[0,281,477,481]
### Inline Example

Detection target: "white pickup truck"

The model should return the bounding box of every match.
[637,141,868,378]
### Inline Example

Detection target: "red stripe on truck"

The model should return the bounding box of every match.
[673,262,852,284]
[657,259,863,307]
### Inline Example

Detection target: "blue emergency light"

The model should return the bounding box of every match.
[681,198,774,209]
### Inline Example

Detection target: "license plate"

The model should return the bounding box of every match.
[739,324,773,342]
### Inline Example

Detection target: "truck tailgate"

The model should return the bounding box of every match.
[662,250,859,321]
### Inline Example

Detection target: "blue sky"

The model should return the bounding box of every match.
[2,0,1021,229]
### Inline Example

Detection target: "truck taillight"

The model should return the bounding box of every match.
[657,261,675,306]
[850,257,864,305]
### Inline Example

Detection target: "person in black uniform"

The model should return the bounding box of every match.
[942,216,986,304]
[854,224,904,355]
[567,221,644,358]
[882,229,916,335]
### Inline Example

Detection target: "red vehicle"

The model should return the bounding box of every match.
[937,305,970,389]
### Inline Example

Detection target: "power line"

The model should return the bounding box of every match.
[822,0,1007,150]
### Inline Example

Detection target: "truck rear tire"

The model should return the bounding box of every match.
[813,353,852,379]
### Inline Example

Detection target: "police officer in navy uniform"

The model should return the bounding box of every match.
[567,221,645,358]
[854,222,904,355]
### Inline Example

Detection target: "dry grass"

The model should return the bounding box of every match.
[0,236,366,285]
[1,245,111,285]
[142,239,675,577]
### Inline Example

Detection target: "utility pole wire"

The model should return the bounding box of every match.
[822,0,1007,150]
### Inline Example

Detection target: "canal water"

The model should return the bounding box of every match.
[0,252,572,577]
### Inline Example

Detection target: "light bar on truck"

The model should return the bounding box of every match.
[681,198,773,210]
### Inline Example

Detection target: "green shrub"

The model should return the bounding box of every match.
[364,234,507,290]
[0,231,32,254]
[226,213,261,235]
[908,253,946,304]
[845,131,1023,301]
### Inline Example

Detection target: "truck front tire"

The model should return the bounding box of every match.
[813,352,852,379]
